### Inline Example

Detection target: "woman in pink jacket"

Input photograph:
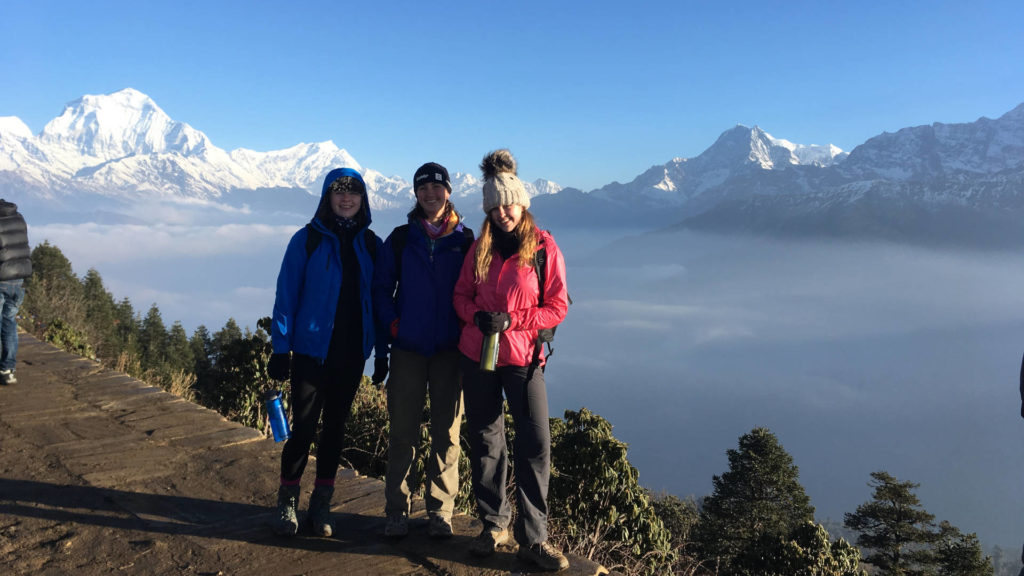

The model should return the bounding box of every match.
[453,149,570,572]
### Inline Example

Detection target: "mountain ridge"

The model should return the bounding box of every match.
[3,89,1022,247]
[530,101,1024,248]
[0,88,560,214]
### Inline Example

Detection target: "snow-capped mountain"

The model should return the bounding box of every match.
[533,124,848,224]
[0,88,561,215]
[672,103,1024,247]
[529,102,1024,247]
[4,88,1022,247]
[836,104,1024,181]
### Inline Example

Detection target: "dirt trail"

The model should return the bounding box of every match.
[0,332,610,575]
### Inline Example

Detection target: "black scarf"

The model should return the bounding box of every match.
[492,227,520,260]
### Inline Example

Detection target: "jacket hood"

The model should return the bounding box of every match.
[315,168,372,227]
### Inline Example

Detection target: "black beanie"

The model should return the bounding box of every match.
[413,162,451,192]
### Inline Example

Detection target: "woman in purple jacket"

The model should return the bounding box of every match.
[372,162,473,539]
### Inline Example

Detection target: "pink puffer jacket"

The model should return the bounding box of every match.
[453,229,568,368]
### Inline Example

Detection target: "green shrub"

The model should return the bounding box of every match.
[43,318,94,359]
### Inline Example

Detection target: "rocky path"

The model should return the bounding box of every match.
[0,332,611,576]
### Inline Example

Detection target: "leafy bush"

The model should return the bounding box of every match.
[732,521,866,576]
[43,318,94,359]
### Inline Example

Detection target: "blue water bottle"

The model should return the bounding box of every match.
[264,389,290,442]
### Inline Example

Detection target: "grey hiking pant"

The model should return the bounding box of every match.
[461,354,551,546]
[384,347,464,518]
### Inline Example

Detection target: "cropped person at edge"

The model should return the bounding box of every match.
[453,149,570,571]
[0,199,31,386]
[267,168,386,538]
[372,162,474,539]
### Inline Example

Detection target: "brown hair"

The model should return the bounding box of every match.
[473,210,539,283]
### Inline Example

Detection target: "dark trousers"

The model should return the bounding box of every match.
[461,354,551,546]
[280,353,364,482]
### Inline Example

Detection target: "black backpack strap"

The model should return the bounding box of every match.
[364,228,378,262]
[304,223,321,258]
[390,224,409,283]
[461,226,475,252]
[530,247,548,368]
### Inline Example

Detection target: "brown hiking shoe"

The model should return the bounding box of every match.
[517,541,569,571]
[469,524,509,557]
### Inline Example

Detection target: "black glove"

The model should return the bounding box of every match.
[267,353,290,381]
[372,357,389,386]
[474,311,511,335]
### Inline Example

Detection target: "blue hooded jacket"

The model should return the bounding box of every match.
[271,168,385,361]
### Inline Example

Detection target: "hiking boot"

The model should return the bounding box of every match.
[517,541,569,571]
[427,514,453,539]
[0,370,15,385]
[273,484,300,536]
[384,512,408,538]
[306,485,335,537]
[469,524,509,557]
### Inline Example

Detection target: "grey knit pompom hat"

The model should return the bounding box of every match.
[480,149,530,213]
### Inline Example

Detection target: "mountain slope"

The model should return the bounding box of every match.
[532,102,1024,248]
[675,104,1024,247]
[0,88,560,215]
[5,88,1022,247]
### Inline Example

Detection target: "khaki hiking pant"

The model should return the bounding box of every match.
[384,347,464,518]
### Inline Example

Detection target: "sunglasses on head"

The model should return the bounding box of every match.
[330,177,363,195]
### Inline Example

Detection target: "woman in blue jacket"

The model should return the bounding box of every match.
[268,167,385,538]
[373,162,473,539]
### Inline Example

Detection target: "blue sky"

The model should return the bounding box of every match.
[2,0,1022,192]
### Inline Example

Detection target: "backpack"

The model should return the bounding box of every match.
[388,223,474,284]
[304,223,377,261]
[530,245,572,368]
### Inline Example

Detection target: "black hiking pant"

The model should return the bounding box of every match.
[280,353,364,482]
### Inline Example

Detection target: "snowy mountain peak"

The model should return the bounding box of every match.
[39,87,211,161]
[839,101,1024,180]
[695,125,800,170]
[767,134,848,167]
[0,116,33,140]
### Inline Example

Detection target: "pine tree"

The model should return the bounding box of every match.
[138,304,167,370]
[844,471,937,576]
[165,321,194,375]
[23,241,84,332]
[690,427,815,574]
[80,268,119,359]
[212,318,243,364]
[189,325,215,405]
[934,521,993,576]
[113,297,138,362]
[189,325,212,371]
